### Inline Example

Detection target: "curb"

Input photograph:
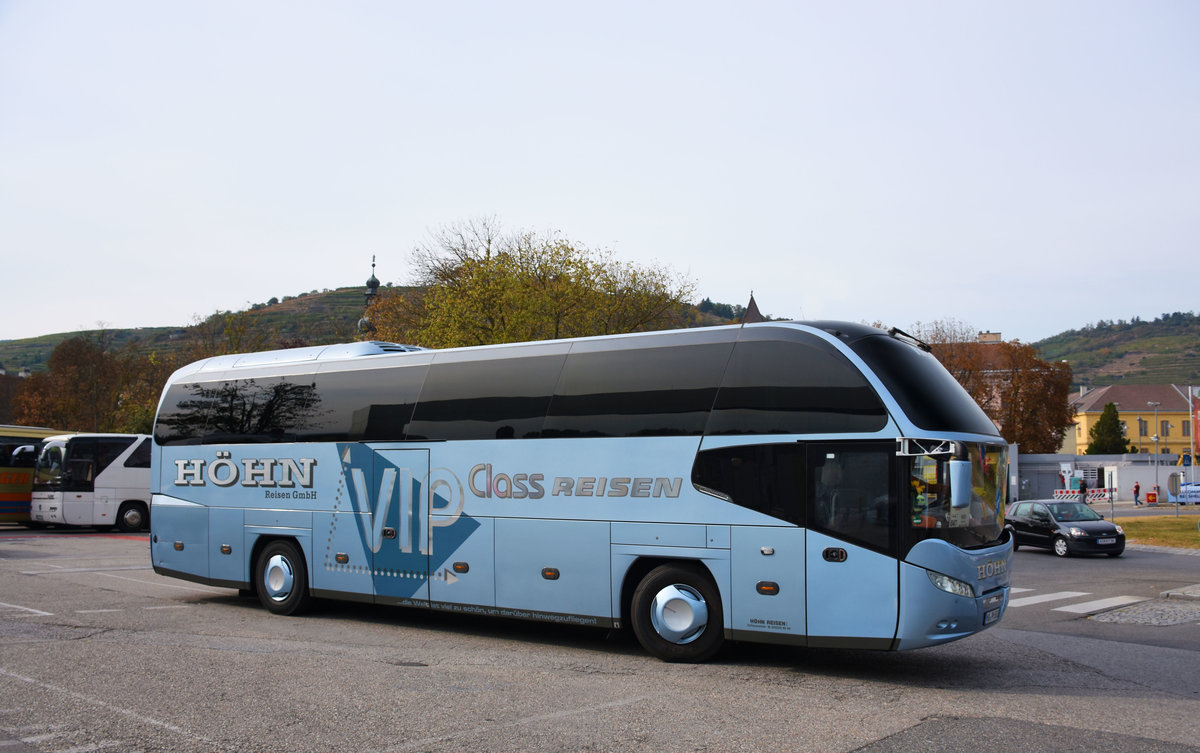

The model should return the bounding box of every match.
[1160,583,1200,600]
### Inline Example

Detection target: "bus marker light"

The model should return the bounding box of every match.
[760,547,775,556]
[173,541,184,551]
[219,544,232,555]
[335,553,350,564]
[756,581,780,595]
[542,567,560,580]
[453,562,469,573]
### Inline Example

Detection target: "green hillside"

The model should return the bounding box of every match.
[3,292,1197,391]
[1033,312,1200,388]
[0,286,382,373]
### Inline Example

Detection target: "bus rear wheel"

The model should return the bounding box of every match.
[631,563,723,663]
[116,502,148,532]
[255,540,311,616]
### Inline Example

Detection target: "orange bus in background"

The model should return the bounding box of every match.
[1,425,65,525]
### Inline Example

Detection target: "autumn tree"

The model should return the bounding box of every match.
[186,309,274,361]
[0,374,24,424]
[910,319,990,409]
[1086,402,1131,454]
[15,336,121,432]
[912,321,1075,453]
[989,341,1075,453]
[365,218,694,348]
[12,334,178,434]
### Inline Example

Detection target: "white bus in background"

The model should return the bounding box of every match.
[31,433,153,531]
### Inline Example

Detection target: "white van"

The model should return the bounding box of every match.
[31,434,152,531]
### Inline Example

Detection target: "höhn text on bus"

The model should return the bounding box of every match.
[149,321,1012,662]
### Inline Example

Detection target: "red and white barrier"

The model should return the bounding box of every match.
[1052,489,1113,503]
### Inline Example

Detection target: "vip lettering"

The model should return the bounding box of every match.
[347,460,464,556]
[174,452,317,488]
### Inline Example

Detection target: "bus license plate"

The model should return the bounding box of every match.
[1097,538,1116,545]
[984,607,1001,625]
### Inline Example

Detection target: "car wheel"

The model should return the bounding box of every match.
[1052,536,1071,557]
[255,540,311,616]
[631,563,724,663]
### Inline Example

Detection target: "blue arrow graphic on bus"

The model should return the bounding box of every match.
[339,443,392,553]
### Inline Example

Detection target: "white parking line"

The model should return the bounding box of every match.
[0,668,219,748]
[0,601,53,617]
[20,566,152,575]
[1007,591,1091,607]
[1053,595,1149,614]
[57,741,127,752]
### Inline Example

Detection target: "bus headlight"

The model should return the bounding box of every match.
[927,570,975,598]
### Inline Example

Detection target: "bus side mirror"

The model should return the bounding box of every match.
[950,459,972,509]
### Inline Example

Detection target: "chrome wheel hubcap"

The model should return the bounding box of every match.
[264,555,295,601]
[649,584,708,644]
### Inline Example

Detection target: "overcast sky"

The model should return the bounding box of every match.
[2,1,1196,345]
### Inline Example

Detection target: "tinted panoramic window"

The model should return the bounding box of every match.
[155,381,213,445]
[308,362,429,442]
[155,361,432,445]
[706,336,888,435]
[692,443,806,525]
[407,353,565,440]
[543,342,733,438]
[847,334,998,435]
[167,377,324,444]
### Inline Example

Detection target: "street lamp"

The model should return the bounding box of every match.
[1148,401,1161,499]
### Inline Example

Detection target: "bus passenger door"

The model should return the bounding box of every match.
[372,450,431,605]
[805,442,899,648]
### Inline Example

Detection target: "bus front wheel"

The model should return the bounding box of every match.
[255,540,311,616]
[631,563,723,663]
[116,502,148,532]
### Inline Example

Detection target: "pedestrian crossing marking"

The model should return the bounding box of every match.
[1053,595,1149,614]
[1007,591,1091,608]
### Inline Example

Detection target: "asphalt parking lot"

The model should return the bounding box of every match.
[2,527,1199,753]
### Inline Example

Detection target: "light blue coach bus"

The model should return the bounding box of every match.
[149,321,1011,662]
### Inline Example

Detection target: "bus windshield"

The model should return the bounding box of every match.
[844,333,999,436]
[33,442,65,490]
[906,442,1007,550]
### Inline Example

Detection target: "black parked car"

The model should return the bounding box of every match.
[1006,500,1125,557]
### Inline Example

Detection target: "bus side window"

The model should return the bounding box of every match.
[691,444,805,526]
[706,336,888,436]
[545,343,730,438]
[408,353,564,440]
[808,443,894,553]
[124,438,152,468]
[96,437,136,475]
